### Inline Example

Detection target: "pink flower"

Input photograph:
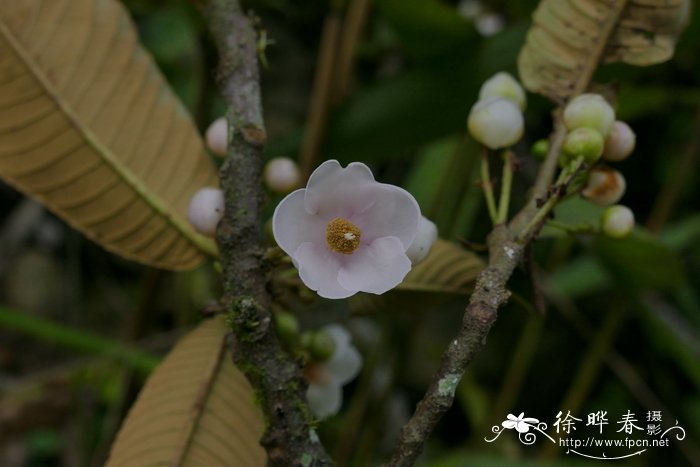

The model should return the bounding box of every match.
[272,160,420,299]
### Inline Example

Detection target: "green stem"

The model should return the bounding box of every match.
[546,220,597,235]
[496,150,513,224]
[480,147,498,224]
[0,305,159,374]
[517,157,585,242]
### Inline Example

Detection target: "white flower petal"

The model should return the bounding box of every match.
[304,160,376,218]
[272,189,327,256]
[324,344,362,385]
[323,324,352,350]
[350,184,421,249]
[337,236,411,295]
[307,382,343,419]
[502,420,517,429]
[295,242,355,299]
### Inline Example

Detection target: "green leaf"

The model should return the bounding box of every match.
[592,232,685,290]
[375,0,472,59]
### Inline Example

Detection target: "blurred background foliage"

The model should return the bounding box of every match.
[0,0,699,465]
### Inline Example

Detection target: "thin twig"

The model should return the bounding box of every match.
[300,8,343,180]
[496,150,514,224]
[332,0,371,102]
[385,225,521,466]
[480,148,498,224]
[202,1,331,465]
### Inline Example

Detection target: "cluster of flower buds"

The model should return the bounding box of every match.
[560,94,637,238]
[467,72,526,149]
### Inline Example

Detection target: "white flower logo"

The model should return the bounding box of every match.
[502,412,540,433]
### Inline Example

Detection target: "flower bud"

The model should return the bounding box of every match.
[478,72,526,111]
[309,330,337,361]
[561,127,604,165]
[187,187,225,237]
[406,216,438,265]
[275,311,300,346]
[601,205,634,239]
[532,139,549,160]
[563,93,615,137]
[467,97,524,149]
[582,167,626,206]
[603,121,636,162]
[264,157,301,194]
[476,13,505,37]
[205,117,228,157]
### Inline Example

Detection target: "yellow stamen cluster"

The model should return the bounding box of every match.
[326,218,361,254]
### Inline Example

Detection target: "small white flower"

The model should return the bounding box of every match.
[305,325,363,419]
[406,216,438,265]
[601,205,635,239]
[603,121,636,162]
[468,97,524,149]
[272,160,421,299]
[205,117,228,157]
[502,412,539,433]
[563,94,615,137]
[479,72,526,111]
[187,187,224,237]
[264,157,301,194]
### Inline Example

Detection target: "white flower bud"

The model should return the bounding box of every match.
[563,94,615,137]
[582,167,626,206]
[406,216,438,265]
[601,205,634,239]
[476,13,505,37]
[561,127,604,165]
[187,188,225,237]
[479,72,526,111]
[205,117,228,157]
[603,121,636,162]
[264,157,301,194]
[467,97,524,149]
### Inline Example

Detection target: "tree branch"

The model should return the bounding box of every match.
[385,225,521,466]
[203,1,331,465]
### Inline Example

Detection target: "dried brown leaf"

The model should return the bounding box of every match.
[0,0,219,270]
[106,317,266,467]
[518,0,690,102]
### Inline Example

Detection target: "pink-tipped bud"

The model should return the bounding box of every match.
[264,157,301,194]
[205,117,228,157]
[582,167,626,207]
[187,188,225,237]
[603,121,636,162]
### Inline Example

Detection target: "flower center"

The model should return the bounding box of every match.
[325,217,361,254]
